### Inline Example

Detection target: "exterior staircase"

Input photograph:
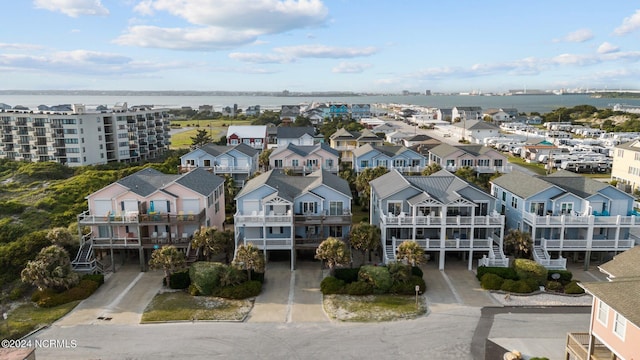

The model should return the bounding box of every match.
[478,244,509,267]
[533,245,567,270]
[186,242,199,264]
[71,239,104,274]
[384,245,395,263]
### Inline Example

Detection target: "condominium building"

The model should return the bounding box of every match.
[0,103,171,166]
[611,139,640,193]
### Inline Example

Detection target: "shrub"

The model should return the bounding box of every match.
[344,281,374,295]
[82,274,105,286]
[334,267,360,283]
[320,276,345,295]
[564,281,585,294]
[389,275,426,295]
[169,270,191,289]
[476,266,518,281]
[188,284,200,296]
[501,279,535,293]
[216,280,262,299]
[37,279,100,307]
[547,270,572,284]
[358,265,392,293]
[411,266,423,278]
[513,259,548,286]
[250,270,265,283]
[545,280,563,292]
[480,273,504,290]
[388,263,412,283]
[189,261,225,296]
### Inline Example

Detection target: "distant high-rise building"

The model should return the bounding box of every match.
[425,90,432,96]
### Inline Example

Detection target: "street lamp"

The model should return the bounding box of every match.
[415,285,420,308]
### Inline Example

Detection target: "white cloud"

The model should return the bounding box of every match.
[122,0,328,50]
[555,28,594,43]
[614,9,640,35]
[274,45,378,58]
[332,62,371,73]
[0,43,44,51]
[551,53,600,66]
[33,0,109,17]
[114,26,261,50]
[228,52,293,64]
[597,42,619,54]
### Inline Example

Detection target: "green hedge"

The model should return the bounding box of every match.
[411,266,423,278]
[358,265,392,294]
[334,267,360,283]
[564,281,585,294]
[344,281,374,295]
[545,280,563,292]
[389,275,426,295]
[480,273,504,290]
[500,279,535,293]
[547,270,572,284]
[476,266,518,281]
[513,259,548,286]
[35,279,100,307]
[215,281,262,299]
[320,276,345,295]
[169,270,190,289]
[82,273,105,286]
[189,262,225,296]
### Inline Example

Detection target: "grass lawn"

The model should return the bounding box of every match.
[169,119,253,149]
[0,301,80,339]
[141,291,253,323]
[507,154,547,175]
[351,206,369,225]
[323,294,426,322]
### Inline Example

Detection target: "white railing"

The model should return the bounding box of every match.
[444,165,512,173]
[523,212,639,226]
[541,237,635,250]
[234,212,293,224]
[243,237,293,249]
[478,256,509,268]
[392,237,492,250]
[533,246,567,270]
[381,213,504,227]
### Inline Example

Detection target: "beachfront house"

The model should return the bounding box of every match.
[179,143,259,187]
[276,126,316,147]
[73,168,225,273]
[329,128,383,163]
[352,144,426,173]
[269,143,339,173]
[452,120,500,144]
[491,170,638,270]
[351,104,371,120]
[566,246,640,360]
[427,144,511,174]
[226,125,267,150]
[370,169,506,270]
[234,169,352,270]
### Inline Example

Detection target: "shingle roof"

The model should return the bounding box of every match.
[236,169,351,201]
[453,120,499,130]
[271,143,338,157]
[598,246,640,279]
[352,144,415,158]
[405,134,433,142]
[117,168,179,197]
[276,126,315,139]
[490,171,554,198]
[174,167,224,196]
[615,139,640,151]
[369,169,411,199]
[543,171,608,198]
[199,143,258,157]
[581,278,640,327]
[330,127,356,140]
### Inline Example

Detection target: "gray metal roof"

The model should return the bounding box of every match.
[490,171,554,198]
[174,167,224,196]
[276,126,315,139]
[369,170,411,199]
[271,143,338,157]
[236,169,351,201]
[200,143,258,157]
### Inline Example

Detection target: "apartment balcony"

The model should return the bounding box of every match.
[332,145,356,151]
[234,211,293,226]
[381,213,504,227]
[523,212,640,226]
[355,165,427,174]
[565,333,614,360]
[390,237,492,250]
[541,236,635,251]
[274,165,339,173]
[294,210,352,225]
[240,237,293,250]
[78,209,206,226]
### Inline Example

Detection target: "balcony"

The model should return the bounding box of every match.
[391,237,492,250]
[541,237,635,251]
[381,213,504,227]
[241,237,293,250]
[444,164,513,174]
[523,212,639,226]
[234,211,293,226]
[78,209,206,225]
[565,333,614,360]
[355,165,427,174]
[294,210,352,225]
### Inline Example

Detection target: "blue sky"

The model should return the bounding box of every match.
[2,1,640,93]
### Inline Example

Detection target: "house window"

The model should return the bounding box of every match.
[461,159,474,167]
[617,149,624,157]
[274,159,283,168]
[243,139,251,144]
[300,202,316,215]
[511,197,518,209]
[291,159,299,167]
[376,159,388,167]
[325,159,334,168]
[387,201,402,216]
[502,191,506,201]
[204,159,211,167]
[560,202,573,214]
[393,159,405,167]
[477,159,489,167]
[230,139,239,145]
[613,312,626,339]
[494,159,503,166]
[329,201,343,215]
[360,160,369,168]
[268,227,283,234]
[446,159,455,167]
[635,152,640,161]
[329,226,343,237]
[597,300,609,326]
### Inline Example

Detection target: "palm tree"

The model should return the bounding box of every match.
[190,226,217,260]
[315,237,350,275]
[421,163,442,176]
[212,230,235,264]
[503,229,533,259]
[149,245,186,287]
[348,223,381,265]
[355,166,389,209]
[233,244,265,281]
[396,241,426,267]
[259,148,273,171]
[21,245,80,292]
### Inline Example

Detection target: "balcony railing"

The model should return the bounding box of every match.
[381,213,503,227]
[273,165,340,173]
[541,237,635,251]
[565,333,613,360]
[78,209,206,225]
[234,212,293,225]
[243,237,293,249]
[523,212,639,226]
[444,164,512,174]
[392,237,492,250]
[355,165,427,174]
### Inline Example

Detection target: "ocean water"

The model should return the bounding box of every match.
[1,94,640,115]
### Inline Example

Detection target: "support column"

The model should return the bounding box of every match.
[468,250,473,270]
[584,250,591,270]
[439,249,445,270]
[139,247,145,272]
